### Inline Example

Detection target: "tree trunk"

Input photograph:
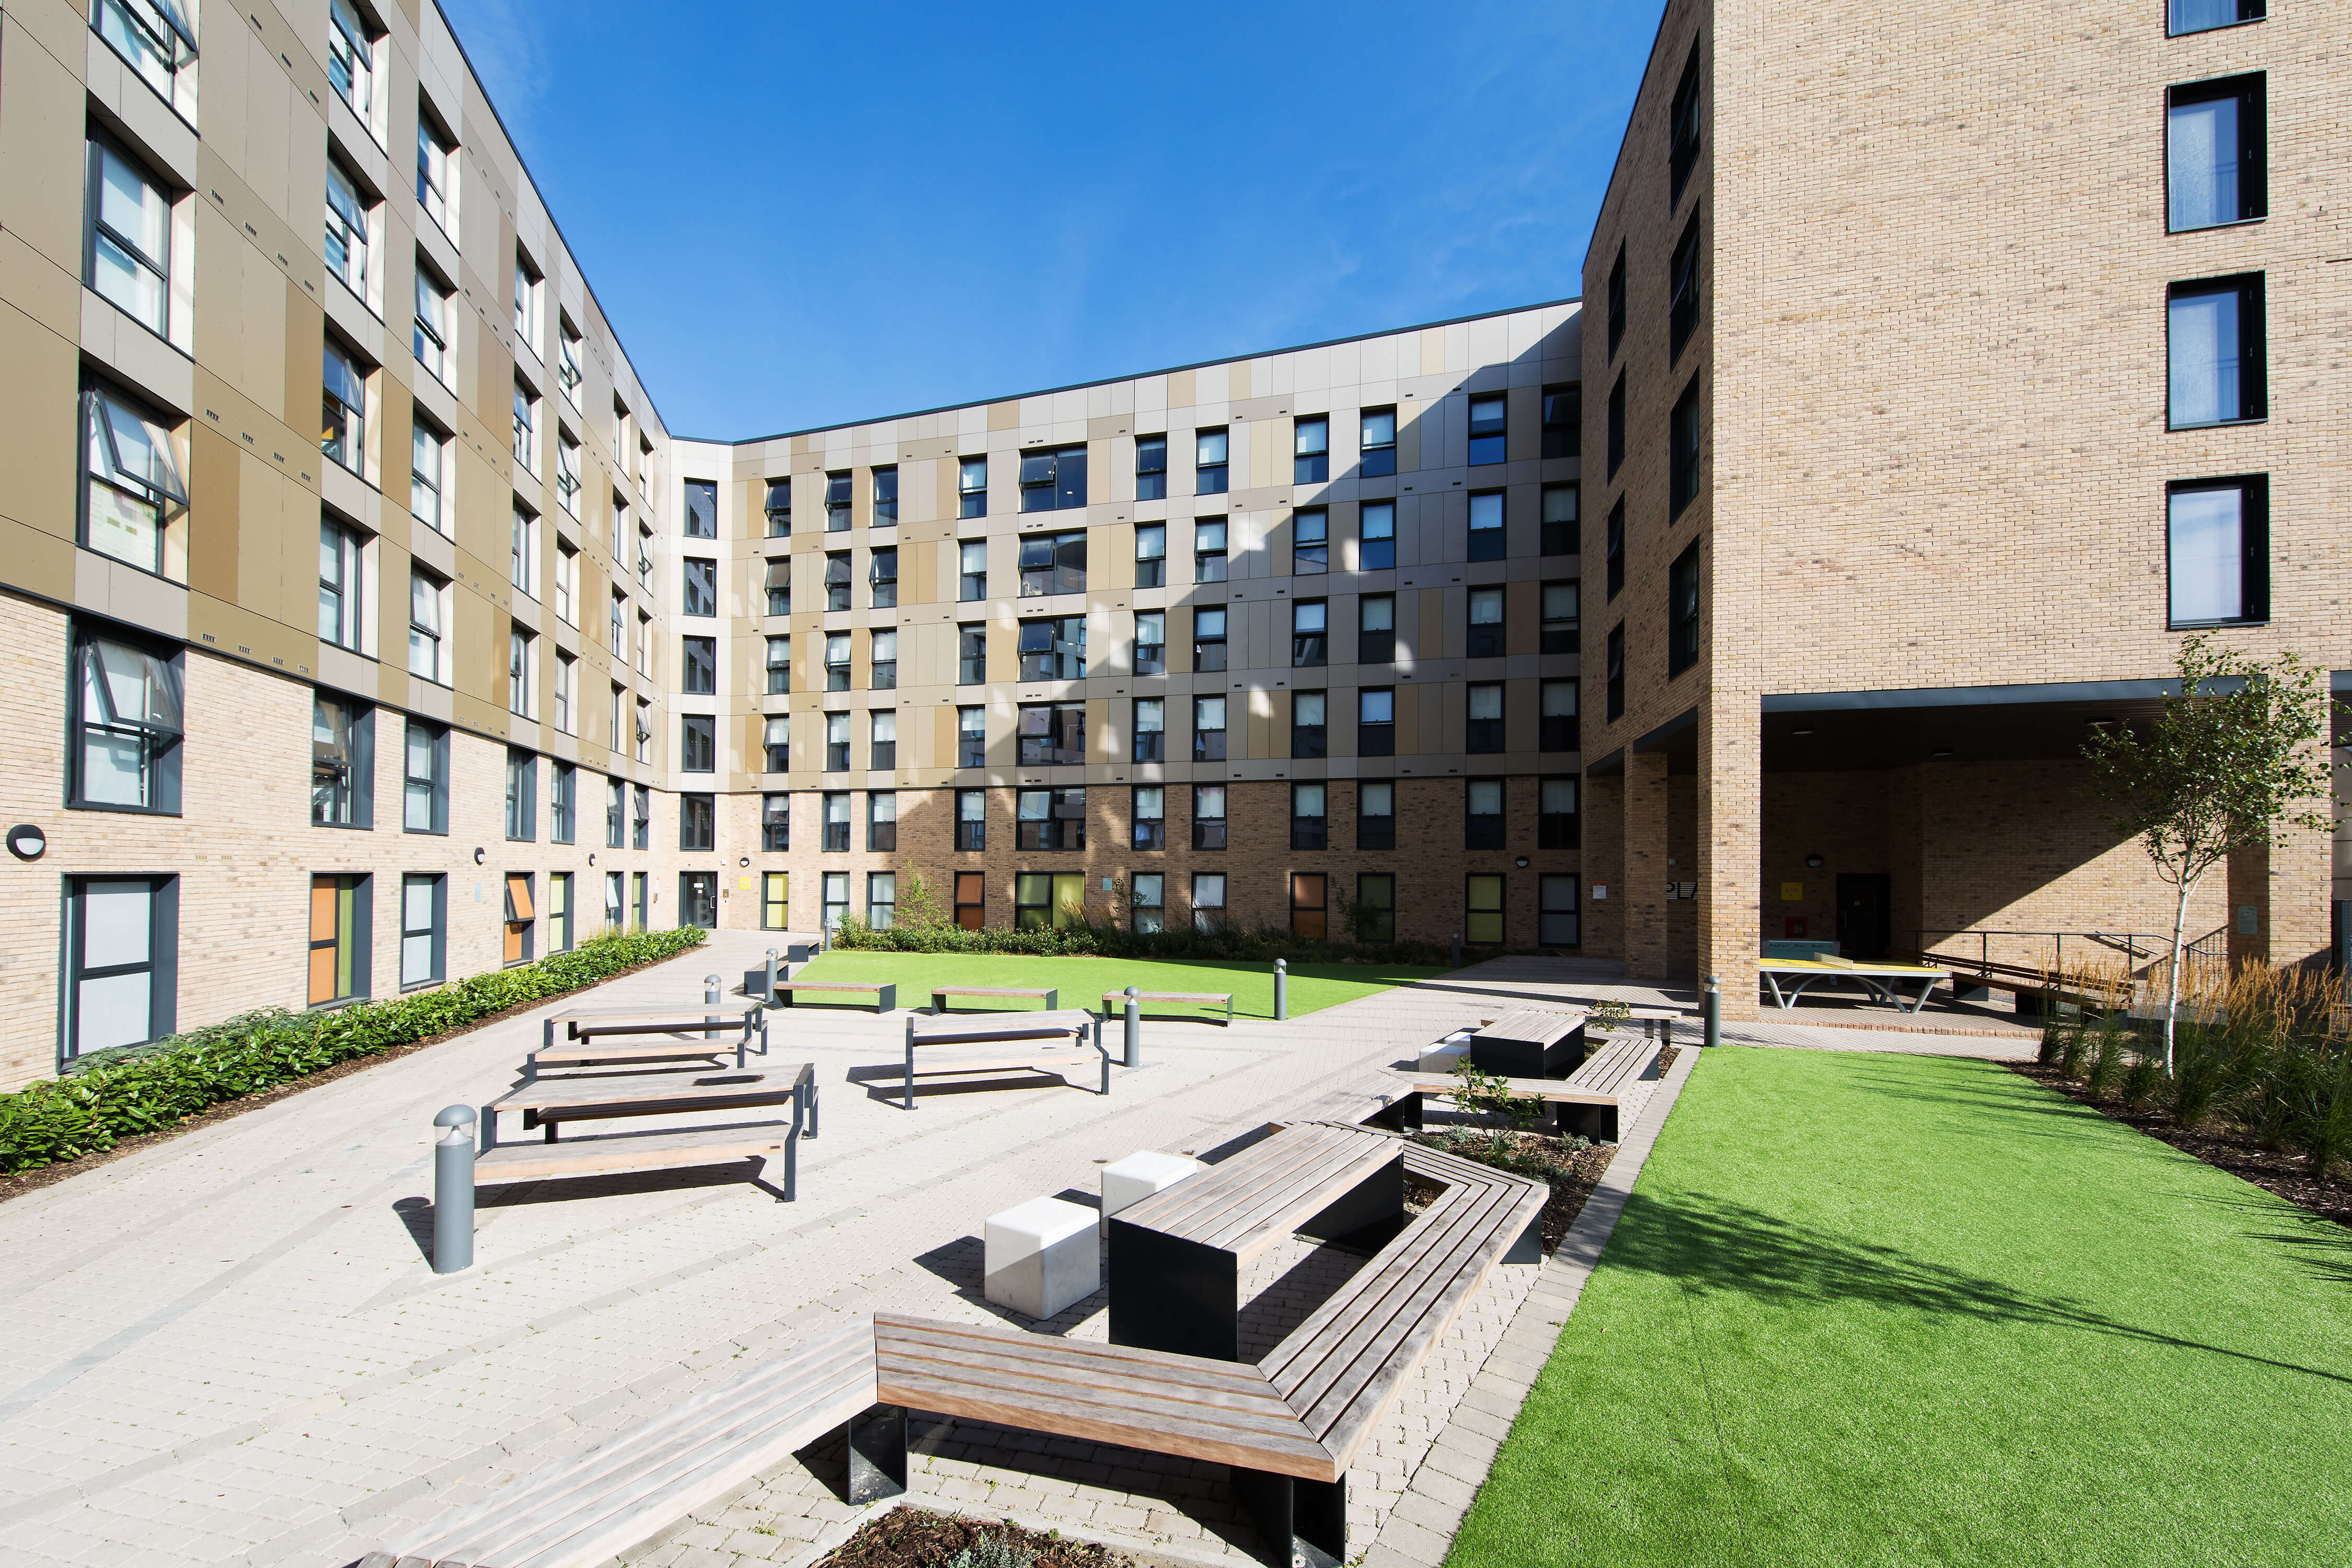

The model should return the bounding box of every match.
[2164,879,2192,1078]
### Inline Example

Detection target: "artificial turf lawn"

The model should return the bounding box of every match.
[1447,1046,2352,1568]
[781,950,1442,1022]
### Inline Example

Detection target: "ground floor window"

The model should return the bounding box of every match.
[763,871,789,930]
[1354,873,1395,943]
[400,872,445,987]
[1290,872,1327,941]
[1466,874,1504,946]
[1132,872,1164,933]
[1540,874,1581,948]
[868,872,896,929]
[1016,872,1086,930]
[64,874,175,1059]
[549,871,573,952]
[1192,872,1227,933]
[309,873,370,1004]
[605,871,626,931]
[680,871,717,929]
[503,872,535,965]
[823,871,849,931]
[632,871,648,929]
[955,871,984,930]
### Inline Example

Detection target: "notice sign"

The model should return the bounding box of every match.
[1781,881,1804,902]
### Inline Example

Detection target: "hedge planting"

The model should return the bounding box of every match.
[0,926,708,1176]
[830,914,1488,967]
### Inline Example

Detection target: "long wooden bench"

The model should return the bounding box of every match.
[772,978,897,1013]
[531,1001,768,1077]
[930,984,1058,1013]
[1393,1032,1663,1140]
[1099,988,1235,1026]
[884,1010,1109,1109]
[473,1063,817,1200]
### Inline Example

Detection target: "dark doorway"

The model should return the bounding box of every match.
[679,872,717,930]
[1836,873,1892,959]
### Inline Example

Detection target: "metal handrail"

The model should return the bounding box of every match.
[1911,927,2229,983]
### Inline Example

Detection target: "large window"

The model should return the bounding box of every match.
[1020,531,1087,597]
[1135,435,1167,499]
[822,872,849,933]
[1293,600,1328,667]
[1289,873,1327,940]
[606,871,627,931]
[1132,873,1165,933]
[92,0,197,111]
[867,872,896,929]
[1467,778,1505,850]
[1292,691,1327,759]
[504,750,536,841]
[1134,611,1166,675]
[1019,702,1085,766]
[1354,873,1396,942]
[2168,274,2265,429]
[959,706,986,767]
[550,762,575,844]
[1294,416,1329,483]
[402,718,448,834]
[399,873,445,988]
[825,710,850,771]
[1541,581,1579,653]
[765,716,790,772]
[606,776,625,848]
[513,252,541,356]
[1017,788,1085,850]
[825,551,852,610]
[547,872,573,954]
[954,871,984,930]
[1361,408,1397,477]
[328,0,377,117]
[1668,40,1702,205]
[682,713,714,773]
[82,383,186,575]
[1194,518,1229,582]
[1468,491,1505,562]
[766,636,792,695]
[826,470,852,531]
[324,342,368,475]
[1359,688,1395,756]
[1669,214,1701,360]
[1133,698,1164,763]
[959,624,987,685]
[1539,778,1580,849]
[1541,679,1579,752]
[870,709,896,769]
[766,477,794,535]
[1132,786,1164,851]
[417,113,453,233]
[1670,379,1703,517]
[1466,874,1505,946]
[411,413,448,533]
[1468,588,1505,659]
[1193,606,1227,670]
[310,693,371,827]
[1290,784,1327,851]
[509,626,536,717]
[309,873,370,1005]
[1541,384,1580,459]
[957,788,986,850]
[1020,444,1088,511]
[1358,595,1395,664]
[1606,625,1625,722]
[1467,395,1507,465]
[959,457,987,517]
[765,557,791,616]
[633,784,651,849]
[325,156,371,299]
[72,627,182,813]
[1358,781,1395,850]
[870,548,897,609]
[1195,430,1229,494]
[823,791,850,851]
[682,635,717,695]
[1136,522,1168,587]
[1018,615,1086,680]
[868,790,897,851]
[511,379,538,473]
[1191,873,1227,933]
[1363,500,1397,570]
[559,317,583,406]
[1466,684,1504,754]
[683,478,717,538]
[2169,0,2263,37]
[2167,475,2268,627]
[1193,696,1227,762]
[683,557,717,616]
[959,539,988,600]
[680,792,715,851]
[825,631,851,691]
[86,133,171,335]
[1669,543,1702,676]
[872,467,898,526]
[1193,784,1227,850]
[510,506,539,599]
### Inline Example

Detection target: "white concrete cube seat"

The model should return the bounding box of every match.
[983,1196,1099,1320]
[1100,1149,1206,1235]
[1417,1031,1475,1073]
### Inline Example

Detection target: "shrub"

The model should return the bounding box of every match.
[0,927,707,1175]
[829,914,1470,967]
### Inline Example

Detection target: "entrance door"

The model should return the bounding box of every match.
[1836,873,1892,959]
[679,872,717,930]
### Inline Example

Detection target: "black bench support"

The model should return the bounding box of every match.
[845,1404,907,1504]
[1297,1155,1406,1254]
[1109,1223,1239,1362]
[1230,1467,1344,1568]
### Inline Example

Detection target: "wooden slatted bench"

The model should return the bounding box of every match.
[1099,988,1235,1026]
[475,1063,817,1200]
[772,978,897,1013]
[930,984,1059,1014]
[885,1010,1109,1110]
[532,1000,768,1077]
[1394,1032,1663,1141]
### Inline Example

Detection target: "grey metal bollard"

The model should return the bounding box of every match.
[1703,973,1722,1049]
[705,972,723,1038]
[1274,959,1288,1022]
[432,1105,476,1274]
[764,947,780,1003]
[1123,986,1140,1069]
[1452,930,1462,970]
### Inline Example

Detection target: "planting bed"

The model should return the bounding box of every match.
[815,1506,1134,1568]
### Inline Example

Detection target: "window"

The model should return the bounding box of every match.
[683,479,717,538]
[605,776,625,848]
[1540,483,1578,558]
[511,379,538,473]
[870,709,897,770]
[1344,503,1393,579]
[1133,698,1164,763]
[870,548,898,609]
[1135,523,1167,587]
[959,624,987,685]
[310,693,370,826]
[1294,416,1329,483]
[825,710,850,771]
[1135,435,1167,499]
[2169,273,2265,428]
[92,0,197,111]
[825,470,852,531]
[309,873,368,1004]
[630,870,649,930]
[959,457,987,518]
[681,713,715,773]
[501,872,535,965]
[634,696,651,760]
[1359,688,1395,756]
[1669,543,1701,676]
[403,718,448,833]
[1606,625,1625,722]
[1606,499,1625,599]
[417,113,453,233]
[1361,408,1397,477]
[1467,395,1508,465]
[1607,244,1628,359]
[1468,588,1505,659]
[679,635,717,696]
[1293,509,1328,574]
[1283,872,1326,940]
[1467,684,1504,753]
[1358,782,1395,851]
[1020,444,1089,511]
[823,871,850,929]
[504,749,536,840]
[550,761,575,843]
[1018,702,1085,766]
[1358,594,1396,664]
[1193,696,1227,762]
[1134,612,1166,674]
[683,557,717,616]
[954,870,984,929]
[1541,384,1580,460]
[606,870,626,931]
[764,714,790,772]
[1132,872,1165,933]
[1466,874,1505,946]
[1670,379,1703,516]
[680,792,714,851]
[80,383,186,577]
[633,783,650,849]
[399,873,444,987]
[509,627,536,718]
[1354,873,1396,942]
[765,477,793,535]
[1539,778,1579,849]
[959,539,988,600]
[1294,600,1328,667]
[2169,0,2263,37]
[959,706,986,768]
[1193,607,1227,671]
[87,134,171,336]
[1668,41,1702,205]
[552,653,575,735]
[637,525,654,591]
[546,871,573,953]
[1293,691,1327,759]
[867,872,897,930]
[824,551,852,610]
[1019,531,1086,597]
[509,506,539,599]
[764,635,791,695]
[1291,785,1327,852]
[1467,491,1505,562]
[1540,581,1579,654]
[322,340,366,474]
[1132,786,1165,851]
[1194,430,1229,495]
[610,590,628,656]
[1194,518,1229,582]
[1017,788,1085,850]
[328,0,376,116]
[763,793,790,852]
[1668,215,1703,362]
[1017,615,1086,680]
[1193,784,1227,849]
[512,253,540,355]
[868,790,897,850]
[1541,680,1579,752]
[411,262,452,384]
[2168,475,2268,626]
[765,557,792,616]
[1191,872,1227,933]
[1606,373,1625,479]
[956,789,986,850]
[559,318,582,406]
[823,791,850,850]
[73,628,182,812]
[410,412,448,533]
[1539,875,1581,947]
[1014,873,1057,931]
[869,466,897,527]
[325,157,371,297]
[1467,779,1505,849]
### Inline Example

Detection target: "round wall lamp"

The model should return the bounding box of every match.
[1805,854,1824,869]
[1514,856,1531,868]
[739,856,751,868]
[6,824,47,861]
[588,853,596,867]
[472,847,486,864]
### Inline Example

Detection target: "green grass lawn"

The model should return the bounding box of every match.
[781,950,1441,1022]
[1449,1046,2352,1568]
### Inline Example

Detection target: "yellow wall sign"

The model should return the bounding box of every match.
[1780,881,1804,902]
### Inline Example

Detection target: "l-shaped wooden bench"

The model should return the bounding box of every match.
[1395,1032,1663,1141]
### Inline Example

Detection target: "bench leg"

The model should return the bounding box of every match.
[1231,1468,1344,1568]
[844,1405,907,1504]
[904,1021,917,1111]
[1110,1224,1239,1362]
[1505,1209,1544,1266]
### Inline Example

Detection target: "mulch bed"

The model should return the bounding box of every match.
[816,1506,1135,1567]
[2010,1062,2352,1231]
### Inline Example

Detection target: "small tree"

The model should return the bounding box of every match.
[892,872,947,931]
[2081,634,2335,1075]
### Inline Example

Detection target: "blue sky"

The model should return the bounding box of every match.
[435,0,1666,441]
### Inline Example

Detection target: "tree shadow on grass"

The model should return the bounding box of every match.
[1607,1190,2352,1388]
[2181,1189,2352,1288]
[1823,1060,2135,1149]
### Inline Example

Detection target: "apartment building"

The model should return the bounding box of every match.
[1580,0,2347,1004]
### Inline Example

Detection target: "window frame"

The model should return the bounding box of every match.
[1354,873,1396,943]
[1466,682,1505,755]
[956,788,986,851]
[1192,783,1227,851]
[2166,474,2269,628]
[1131,785,1165,852]
[1606,373,1625,480]
[1358,687,1396,757]
[1294,416,1329,484]
[1291,690,1327,760]
[1606,624,1625,722]
[1670,378,1703,516]
[402,717,449,835]
[1539,777,1581,850]
[681,712,716,774]
[80,380,187,579]
[1192,695,1228,763]
[1135,435,1168,500]
[1669,213,1701,360]
[1194,429,1229,495]
[1358,781,1396,851]
[1293,599,1328,667]
[1360,408,1398,477]
[309,691,373,828]
[1541,678,1579,753]
[1467,490,1505,562]
[1290,785,1327,853]
[70,623,184,815]
[410,411,450,533]
[503,748,536,841]
[762,794,791,853]
[959,456,987,518]
[1466,395,1508,466]
[2166,272,2266,430]
[2167,0,2264,38]
[1467,587,1505,660]
[1668,40,1703,206]
[682,556,718,617]
[1668,542,1702,677]
[1541,383,1581,460]
[85,130,174,339]
[549,760,575,845]
[1018,443,1089,511]
[679,792,716,852]
[868,789,897,851]
[398,871,446,989]
[683,478,718,539]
